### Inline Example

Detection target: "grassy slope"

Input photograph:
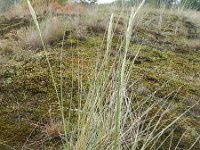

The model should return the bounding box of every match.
[0,8,200,149]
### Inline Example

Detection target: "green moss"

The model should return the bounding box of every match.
[0,51,93,148]
[0,11,200,149]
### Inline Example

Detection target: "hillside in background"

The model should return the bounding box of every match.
[0,1,200,149]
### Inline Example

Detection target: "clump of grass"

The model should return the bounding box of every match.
[26,0,200,149]
[24,16,67,49]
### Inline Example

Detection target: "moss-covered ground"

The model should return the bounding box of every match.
[0,10,200,149]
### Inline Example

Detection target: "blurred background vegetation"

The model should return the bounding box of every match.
[122,0,200,10]
[1,0,200,10]
[0,0,200,17]
[0,0,67,12]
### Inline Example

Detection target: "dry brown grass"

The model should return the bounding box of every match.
[186,11,200,25]
[49,3,86,15]
[43,122,63,138]
[4,1,87,19]
[4,2,48,19]
[21,5,111,48]
[24,16,67,48]
[185,39,200,50]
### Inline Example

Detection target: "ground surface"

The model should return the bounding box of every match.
[0,8,200,149]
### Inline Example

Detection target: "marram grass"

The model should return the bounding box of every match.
[27,0,200,149]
